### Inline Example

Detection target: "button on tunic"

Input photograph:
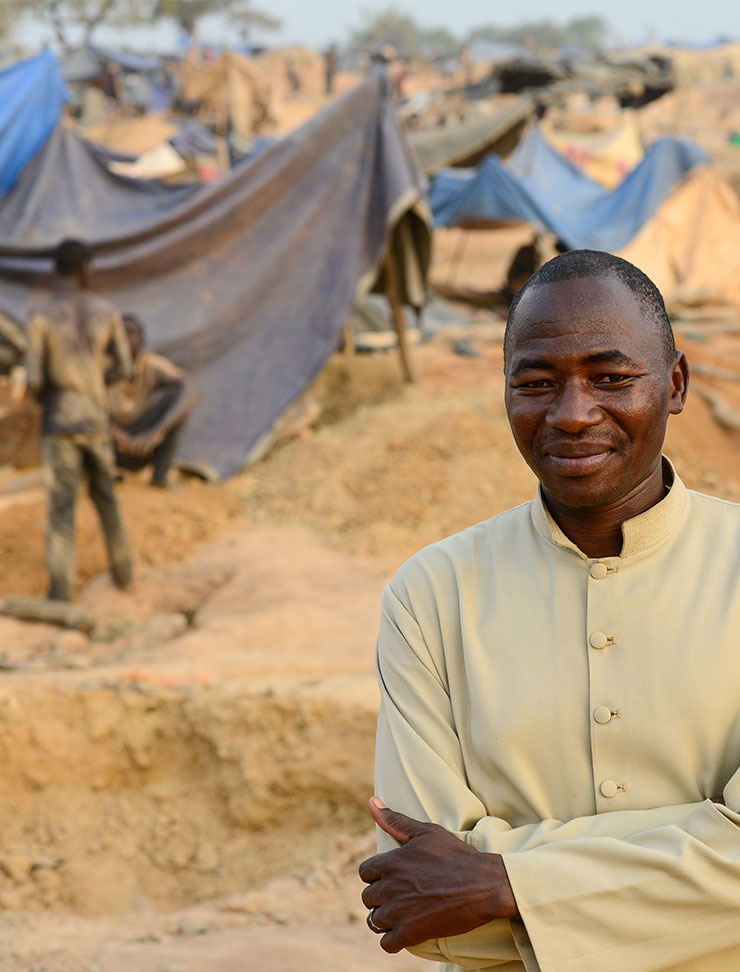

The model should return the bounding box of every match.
[375,460,740,972]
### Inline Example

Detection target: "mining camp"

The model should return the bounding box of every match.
[0,2,740,970]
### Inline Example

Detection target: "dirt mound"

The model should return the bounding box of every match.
[0,678,375,916]
[242,339,740,563]
[0,522,390,945]
[0,832,426,972]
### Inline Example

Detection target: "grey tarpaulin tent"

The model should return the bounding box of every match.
[407,96,535,175]
[0,69,431,478]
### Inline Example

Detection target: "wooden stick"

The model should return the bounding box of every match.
[693,383,740,432]
[342,319,354,357]
[216,135,231,174]
[385,251,415,383]
[0,597,95,633]
[690,362,740,383]
[446,227,469,289]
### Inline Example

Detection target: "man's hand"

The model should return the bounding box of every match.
[358,796,518,954]
[111,425,133,451]
[111,425,162,458]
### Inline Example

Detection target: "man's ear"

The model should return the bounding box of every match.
[668,350,689,415]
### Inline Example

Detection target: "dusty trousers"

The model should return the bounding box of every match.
[41,434,133,601]
[114,384,187,486]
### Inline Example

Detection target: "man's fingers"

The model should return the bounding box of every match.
[368,796,432,844]
[358,853,383,884]
[361,882,380,909]
[380,928,405,954]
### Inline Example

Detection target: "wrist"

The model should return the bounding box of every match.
[479,853,519,922]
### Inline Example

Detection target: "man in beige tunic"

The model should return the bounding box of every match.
[359,249,740,971]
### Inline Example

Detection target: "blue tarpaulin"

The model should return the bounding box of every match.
[429,126,710,250]
[0,51,67,197]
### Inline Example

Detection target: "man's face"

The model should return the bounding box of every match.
[124,321,143,359]
[504,274,688,510]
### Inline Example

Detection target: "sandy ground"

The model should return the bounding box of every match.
[2,322,740,970]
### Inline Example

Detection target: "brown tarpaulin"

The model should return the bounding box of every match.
[0,70,431,478]
[618,166,740,309]
[179,52,272,136]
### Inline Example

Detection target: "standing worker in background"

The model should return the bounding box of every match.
[26,239,133,602]
[109,313,193,489]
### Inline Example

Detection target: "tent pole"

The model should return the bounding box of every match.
[385,251,415,383]
[446,227,469,288]
[343,319,354,357]
[217,130,231,174]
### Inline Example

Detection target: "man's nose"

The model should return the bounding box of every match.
[545,380,603,432]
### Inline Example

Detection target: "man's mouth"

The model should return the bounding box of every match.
[541,446,614,475]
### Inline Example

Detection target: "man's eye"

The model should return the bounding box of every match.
[598,374,632,385]
[518,379,552,389]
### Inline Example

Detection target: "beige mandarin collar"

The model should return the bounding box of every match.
[531,456,688,560]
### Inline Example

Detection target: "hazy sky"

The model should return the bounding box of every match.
[15,0,740,50]
[261,0,739,47]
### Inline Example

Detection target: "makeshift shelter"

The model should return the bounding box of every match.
[637,79,740,200]
[62,44,170,115]
[619,166,740,308]
[254,46,326,101]
[540,111,644,188]
[82,113,178,156]
[0,51,66,196]
[60,45,101,84]
[407,97,534,175]
[643,42,740,85]
[179,52,271,137]
[0,125,198,240]
[429,126,708,250]
[0,70,430,479]
[62,44,163,83]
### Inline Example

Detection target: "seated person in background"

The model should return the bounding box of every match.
[108,313,194,488]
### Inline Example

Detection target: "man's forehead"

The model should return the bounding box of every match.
[508,274,659,356]
[514,274,642,322]
[513,318,627,343]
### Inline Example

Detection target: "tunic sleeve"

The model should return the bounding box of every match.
[376,583,740,972]
[376,583,531,969]
[498,793,740,972]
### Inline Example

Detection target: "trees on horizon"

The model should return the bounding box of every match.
[0,1,610,56]
[349,8,610,58]
[1,0,280,51]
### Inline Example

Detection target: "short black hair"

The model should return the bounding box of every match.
[54,239,92,277]
[504,249,676,366]
[122,313,144,335]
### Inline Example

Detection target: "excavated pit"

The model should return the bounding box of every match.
[0,679,376,916]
